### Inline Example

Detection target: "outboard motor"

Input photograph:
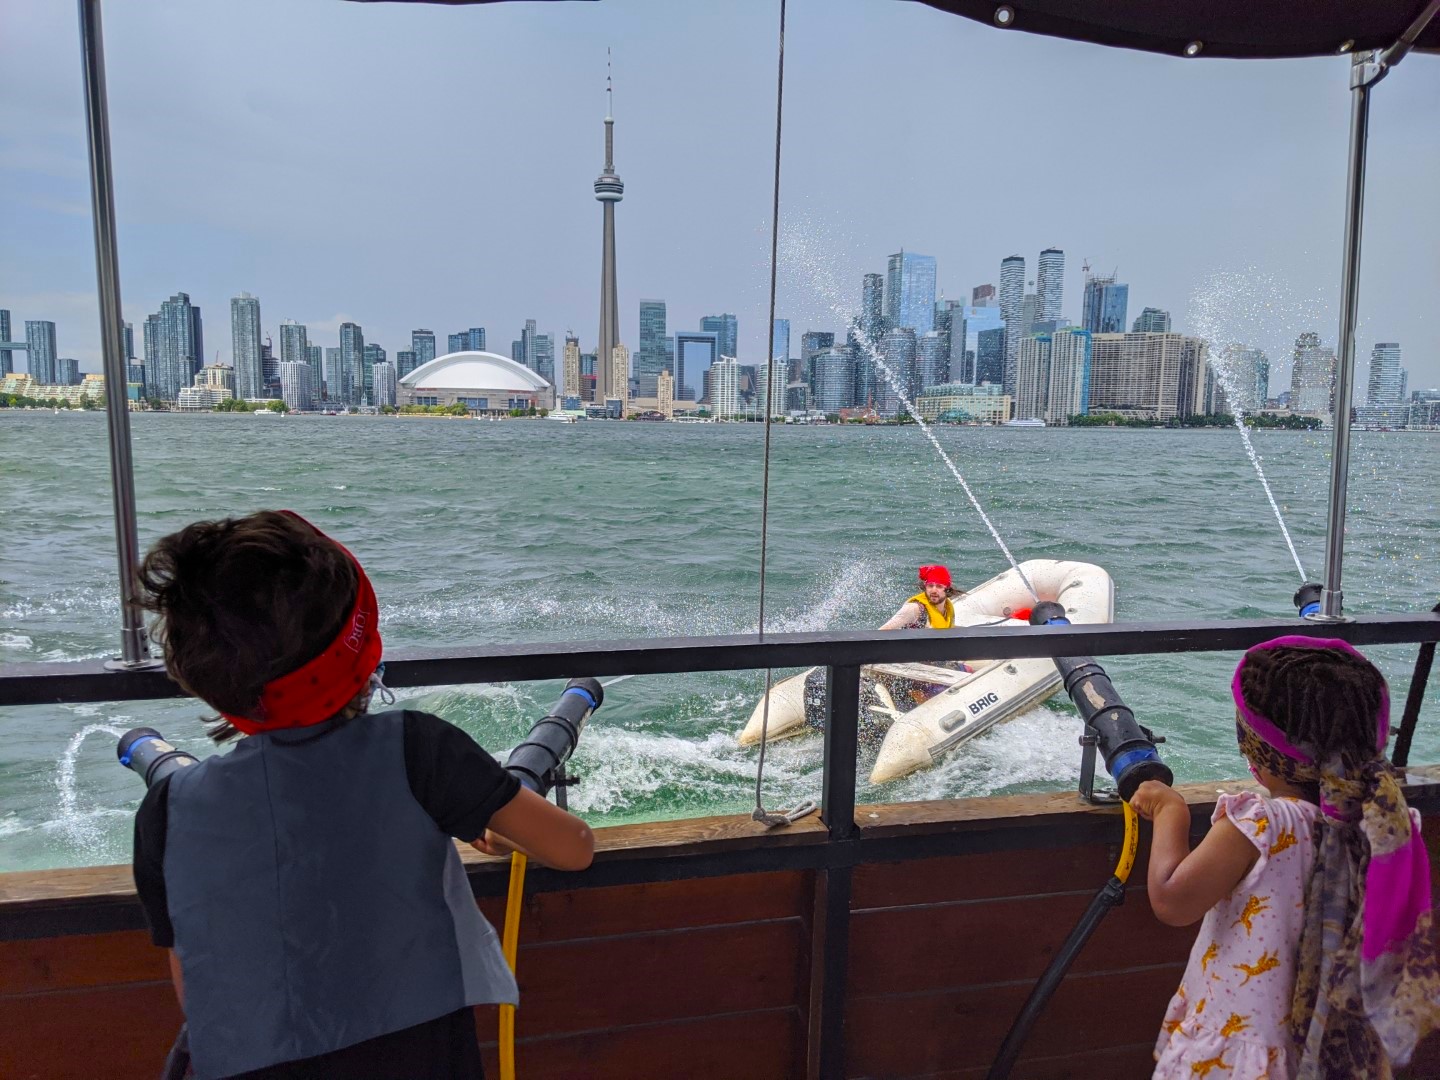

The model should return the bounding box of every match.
[1029,601,1172,801]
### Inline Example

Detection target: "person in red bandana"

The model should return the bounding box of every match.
[130,510,593,1080]
[880,564,962,630]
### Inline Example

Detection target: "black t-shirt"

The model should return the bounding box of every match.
[132,710,519,1080]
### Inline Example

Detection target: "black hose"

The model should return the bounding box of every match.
[985,876,1127,1080]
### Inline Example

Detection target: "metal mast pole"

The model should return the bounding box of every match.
[77,0,150,665]
[1317,2,1439,620]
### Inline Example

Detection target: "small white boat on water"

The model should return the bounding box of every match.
[1003,417,1046,428]
[737,559,1114,783]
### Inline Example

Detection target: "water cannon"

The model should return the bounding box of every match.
[504,678,603,801]
[117,728,200,789]
[1028,602,1172,802]
[1294,582,1323,619]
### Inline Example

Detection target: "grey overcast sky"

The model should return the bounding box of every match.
[3,0,1437,387]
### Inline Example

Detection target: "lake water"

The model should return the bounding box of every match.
[2,410,1437,871]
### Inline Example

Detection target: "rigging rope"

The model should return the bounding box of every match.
[751,0,813,830]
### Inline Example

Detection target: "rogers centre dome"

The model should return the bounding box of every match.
[397,351,554,414]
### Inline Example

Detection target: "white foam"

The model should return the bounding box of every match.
[0,632,33,650]
[54,722,131,853]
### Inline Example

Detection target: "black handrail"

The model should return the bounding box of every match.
[3,611,1439,708]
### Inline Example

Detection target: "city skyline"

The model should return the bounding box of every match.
[3,0,1438,386]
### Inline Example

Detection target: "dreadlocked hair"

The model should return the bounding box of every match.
[136,511,358,743]
[1238,645,1387,767]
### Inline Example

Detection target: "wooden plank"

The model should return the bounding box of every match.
[0,980,181,1080]
[844,963,1184,1077]
[851,844,1118,909]
[848,887,1193,997]
[480,1006,804,1080]
[0,929,164,996]
[501,919,805,1039]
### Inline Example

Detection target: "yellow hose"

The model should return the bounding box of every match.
[1114,800,1139,884]
[498,851,527,1080]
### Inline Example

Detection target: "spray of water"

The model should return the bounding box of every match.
[1188,269,1316,581]
[781,226,1037,600]
[55,722,128,850]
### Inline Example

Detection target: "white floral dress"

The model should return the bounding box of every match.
[1154,792,1319,1079]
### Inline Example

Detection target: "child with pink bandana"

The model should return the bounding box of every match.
[1130,637,1439,1079]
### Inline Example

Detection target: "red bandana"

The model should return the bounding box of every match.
[222,513,383,736]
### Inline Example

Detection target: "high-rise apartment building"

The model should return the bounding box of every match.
[323,347,344,403]
[800,330,834,386]
[562,335,582,402]
[700,314,738,360]
[848,330,875,410]
[674,331,718,401]
[363,343,386,404]
[1290,332,1336,416]
[395,350,417,378]
[771,319,790,364]
[1367,342,1404,405]
[339,322,365,406]
[279,320,308,372]
[122,321,134,361]
[305,343,323,382]
[534,333,555,385]
[813,348,856,414]
[1087,332,1209,420]
[56,357,81,386]
[411,329,436,370]
[231,293,263,401]
[448,333,467,354]
[0,310,10,377]
[610,344,629,413]
[1132,308,1171,333]
[1015,335,1052,422]
[710,356,741,417]
[972,284,997,307]
[958,305,1003,383]
[279,360,316,412]
[1215,346,1270,412]
[371,361,397,409]
[885,251,937,335]
[999,255,1025,398]
[880,326,918,411]
[24,320,58,385]
[860,273,886,347]
[1036,248,1064,322]
[146,294,201,400]
[916,331,948,393]
[1082,270,1129,335]
[1048,327,1091,422]
[638,299,667,381]
[977,327,1005,386]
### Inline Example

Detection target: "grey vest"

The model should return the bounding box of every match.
[163,711,517,1079]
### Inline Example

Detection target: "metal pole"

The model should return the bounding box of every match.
[78,0,150,666]
[1317,52,1379,621]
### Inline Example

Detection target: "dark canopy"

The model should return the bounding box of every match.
[352,0,1440,61]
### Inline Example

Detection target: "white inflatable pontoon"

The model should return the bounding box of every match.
[737,559,1114,783]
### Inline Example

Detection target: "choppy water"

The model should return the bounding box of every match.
[2,410,1438,872]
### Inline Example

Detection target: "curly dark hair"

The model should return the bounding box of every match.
[136,511,358,741]
[1238,644,1387,767]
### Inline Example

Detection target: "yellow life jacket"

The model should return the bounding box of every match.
[908,592,954,629]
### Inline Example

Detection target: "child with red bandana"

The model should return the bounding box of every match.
[131,510,593,1080]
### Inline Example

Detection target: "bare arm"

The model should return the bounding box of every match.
[1130,781,1259,927]
[472,786,594,871]
[879,601,922,631]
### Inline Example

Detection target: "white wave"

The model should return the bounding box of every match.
[54,722,131,852]
[0,632,33,650]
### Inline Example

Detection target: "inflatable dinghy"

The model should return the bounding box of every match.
[737,559,1114,783]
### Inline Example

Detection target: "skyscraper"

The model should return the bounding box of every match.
[396,350,417,378]
[1367,343,1404,405]
[916,331,948,393]
[56,357,81,386]
[280,320,308,368]
[972,283,997,307]
[594,58,624,407]
[279,361,316,412]
[305,343,323,383]
[1081,270,1129,334]
[339,322,365,406]
[999,255,1025,397]
[363,343,386,404]
[610,344,629,412]
[879,326,917,412]
[562,335,581,402]
[371,361,397,409]
[1015,335,1052,422]
[468,328,486,352]
[1047,327,1092,422]
[448,333,467,354]
[122,321,134,361]
[324,348,344,403]
[231,293,263,401]
[148,294,200,400]
[1290,332,1336,416]
[1088,332,1209,420]
[813,348,856,414]
[1036,248,1064,322]
[1218,346,1270,412]
[885,251,937,334]
[699,314,738,360]
[534,333,555,385]
[638,300,667,383]
[24,320,57,385]
[674,330,718,401]
[143,314,160,391]
[771,319,790,364]
[977,327,1005,386]
[0,310,10,377]
[861,273,885,343]
[1132,308,1171,333]
[709,356,741,417]
[411,329,436,369]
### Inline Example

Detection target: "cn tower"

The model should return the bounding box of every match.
[594,53,624,406]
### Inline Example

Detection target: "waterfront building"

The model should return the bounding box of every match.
[999,255,1025,398]
[879,326,918,411]
[800,330,834,388]
[846,331,875,410]
[25,320,58,385]
[396,350,417,379]
[1048,327,1092,422]
[411,330,436,370]
[916,331,948,393]
[637,300,668,387]
[972,284,996,307]
[305,343,323,382]
[1290,332,1336,416]
[143,314,160,388]
[699,314,737,361]
[1367,342,1404,405]
[231,294,263,401]
[562,336,581,401]
[1132,308,1171,333]
[122,321,134,361]
[339,322,365,406]
[128,362,145,393]
[511,340,524,367]
[915,382,1010,424]
[885,251,937,334]
[1020,292,1039,342]
[610,344,629,415]
[1087,332,1209,420]
[398,350,554,413]
[976,327,1005,386]
[1036,248,1064,322]
[175,385,233,411]
[196,364,236,393]
[0,310,10,377]
[771,319,790,366]
[279,360,316,411]
[859,273,887,350]
[656,370,674,419]
[710,356,741,417]
[55,358,81,385]
[371,361,397,409]
[323,347,344,405]
[812,348,855,414]
[535,333,555,385]
[279,320,308,371]
[674,330,718,401]
[1081,270,1129,334]
[3,372,106,405]
[1015,335,1052,421]
[755,360,788,418]
[363,343,386,404]
[957,305,1004,385]
[147,294,201,401]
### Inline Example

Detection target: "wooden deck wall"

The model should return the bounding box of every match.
[3,781,1438,1079]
